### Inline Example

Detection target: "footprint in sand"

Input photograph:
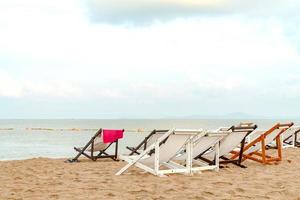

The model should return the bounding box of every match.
[106,192,116,197]
[26,189,35,193]
[201,191,215,196]
[152,196,167,200]
[129,189,148,194]
[87,187,98,190]
[165,188,176,193]
[235,187,245,193]
[191,196,207,200]
[49,194,59,199]
[14,176,23,180]
[213,181,233,186]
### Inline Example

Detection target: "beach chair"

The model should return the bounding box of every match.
[230,122,294,164]
[195,123,257,168]
[116,129,219,177]
[67,129,124,162]
[281,126,300,148]
[214,122,254,132]
[172,131,227,170]
[126,129,169,155]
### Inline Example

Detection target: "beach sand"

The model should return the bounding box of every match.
[1,148,300,200]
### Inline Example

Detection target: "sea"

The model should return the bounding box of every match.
[0,119,299,161]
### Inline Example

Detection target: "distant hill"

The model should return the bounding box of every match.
[179,112,264,119]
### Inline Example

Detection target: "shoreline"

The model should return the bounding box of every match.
[0,128,148,132]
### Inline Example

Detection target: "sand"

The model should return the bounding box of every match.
[1,148,300,200]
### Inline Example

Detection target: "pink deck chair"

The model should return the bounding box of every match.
[67,129,124,162]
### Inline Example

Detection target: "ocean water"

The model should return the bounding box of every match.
[0,119,298,161]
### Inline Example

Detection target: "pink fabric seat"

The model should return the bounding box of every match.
[103,129,124,143]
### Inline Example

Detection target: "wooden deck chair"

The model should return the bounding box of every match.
[230,122,294,165]
[116,129,208,177]
[266,126,300,149]
[281,126,300,148]
[195,123,258,168]
[67,129,124,163]
[293,127,300,147]
[214,122,254,132]
[172,131,227,171]
[126,129,169,155]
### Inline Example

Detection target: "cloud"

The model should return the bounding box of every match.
[85,0,300,24]
[0,70,22,97]
[84,0,300,52]
[86,0,227,24]
[1,16,299,101]
[1,1,300,117]
[23,81,84,99]
[0,70,84,99]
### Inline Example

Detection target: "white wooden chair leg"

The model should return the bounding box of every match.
[214,141,220,172]
[154,142,160,175]
[186,137,193,175]
[116,162,133,175]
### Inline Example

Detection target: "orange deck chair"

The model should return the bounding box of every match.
[230,122,294,165]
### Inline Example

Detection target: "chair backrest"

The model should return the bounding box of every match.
[218,132,249,156]
[143,130,169,149]
[282,126,300,142]
[244,130,280,154]
[90,141,108,152]
[198,124,257,160]
[140,129,202,165]
[195,131,246,161]
[86,129,106,151]
[130,129,169,153]
[220,124,257,154]
[244,123,293,154]
[174,131,227,160]
[191,133,226,158]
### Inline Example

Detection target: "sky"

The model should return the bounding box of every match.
[0,0,300,119]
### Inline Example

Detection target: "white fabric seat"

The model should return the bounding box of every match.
[116,129,216,177]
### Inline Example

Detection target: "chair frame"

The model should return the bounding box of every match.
[230,122,294,164]
[67,128,123,162]
[282,126,300,148]
[126,129,169,155]
[294,129,300,147]
[116,129,219,177]
[195,124,258,168]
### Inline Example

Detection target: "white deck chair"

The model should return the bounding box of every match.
[126,130,168,155]
[116,129,205,177]
[261,126,300,149]
[281,126,300,148]
[198,124,257,168]
[173,132,226,171]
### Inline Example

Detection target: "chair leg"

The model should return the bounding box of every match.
[91,140,94,161]
[295,130,300,147]
[66,129,102,162]
[261,139,266,164]
[94,140,119,161]
[276,136,282,161]
[237,138,246,166]
[115,140,119,161]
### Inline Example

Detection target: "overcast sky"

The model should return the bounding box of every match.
[0,0,300,119]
